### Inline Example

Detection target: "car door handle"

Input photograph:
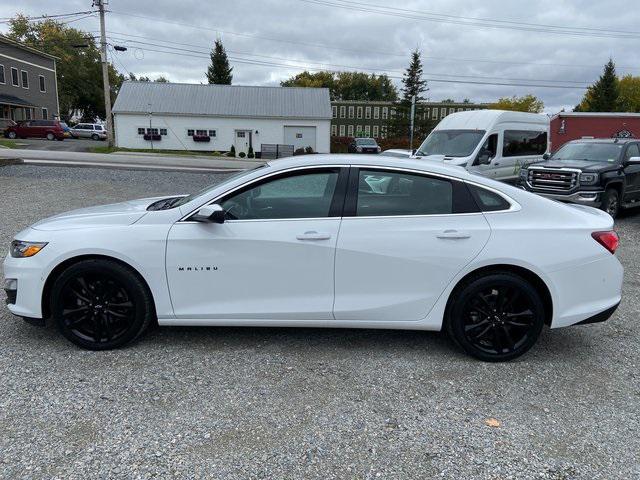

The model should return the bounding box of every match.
[437,229,471,240]
[296,231,332,241]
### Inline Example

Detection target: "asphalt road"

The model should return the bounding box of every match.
[0,164,639,479]
[5,137,100,152]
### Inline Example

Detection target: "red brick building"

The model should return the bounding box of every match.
[550,112,640,152]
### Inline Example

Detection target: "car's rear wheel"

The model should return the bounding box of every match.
[46,132,55,141]
[91,133,99,141]
[601,188,619,218]
[51,259,154,350]
[7,131,16,139]
[446,272,545,362]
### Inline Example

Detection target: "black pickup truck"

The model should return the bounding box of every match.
[518,138,640,218]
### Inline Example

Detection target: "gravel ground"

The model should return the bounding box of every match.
[0,164,639,480]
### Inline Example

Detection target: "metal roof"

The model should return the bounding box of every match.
[0,93,37,107]
[112,81,332,120]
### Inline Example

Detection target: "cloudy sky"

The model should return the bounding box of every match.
[1,0,637,113]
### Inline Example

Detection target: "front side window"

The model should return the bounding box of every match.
[356,169,454,216]
[21,70,28,88]
[220,169,340,220]
[502,130,548,157]
[417,129,486,157]
[624,143,640,162]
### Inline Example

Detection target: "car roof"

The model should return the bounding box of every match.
[355,137,376,141]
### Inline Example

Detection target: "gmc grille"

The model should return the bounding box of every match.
[528,169,577,191]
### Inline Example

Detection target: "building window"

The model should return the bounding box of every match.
[356,125,362,136]
[25,108,32,120]
[208,130,216,137]
[39,75,45,92]
[347,124,354,136]
[21,70,28,89]
[0,65,5,84]
[380,126,387,138]
[457,107,463,112]
[440,109,446,119]
[11,67,18,86]
[357,106,363,119]
[373,107,380,119]
[137,127,145,135]
[187,129,194,136]
[432,108,438,119]
[391,108,396,118]
[42,108,48,119]
[382,107,388,120]
[348,106,354,118]
[373,125,379,138]
[339,124,345,136]
[340,106,346,118]
[364,125,371,136]
[196,129,208,136]
[449,107,455,115]
[160,128,168,136]
[332,106,337,118]
[331,125,337,136]
[365,106,371,119]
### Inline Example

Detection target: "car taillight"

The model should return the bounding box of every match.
[592,231,619,254]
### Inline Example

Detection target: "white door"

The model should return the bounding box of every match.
[166,167,346,320]
[333,168,491,321]
[234,130,251,155]
[284,126,317,152]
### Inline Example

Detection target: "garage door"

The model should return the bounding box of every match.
[284,126,317,152]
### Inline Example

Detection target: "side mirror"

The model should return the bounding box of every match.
[627,156,640,165]
[192,204,225,223]
[542,152,551,160]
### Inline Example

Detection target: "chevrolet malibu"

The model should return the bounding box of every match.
[3,155,623,361]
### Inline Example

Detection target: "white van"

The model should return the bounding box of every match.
[414,110,550,182]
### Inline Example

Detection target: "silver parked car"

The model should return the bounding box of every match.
[70,123,107,140]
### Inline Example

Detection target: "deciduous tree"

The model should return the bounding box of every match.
[491,95,544,113]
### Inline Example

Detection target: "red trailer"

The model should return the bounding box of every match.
[550,112,640,152]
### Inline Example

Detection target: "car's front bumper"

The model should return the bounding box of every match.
[521,186,604,208]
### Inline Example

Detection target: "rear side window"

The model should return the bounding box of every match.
[354,169,477,216]
[503,130,547,157]
[468,185,511,212]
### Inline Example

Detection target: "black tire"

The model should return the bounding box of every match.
[50,259,154,350]
[91,133,99,141]
[446,272,545,362]
[7,131,16,139]
[601,188,620,219]
[46,132,55,141]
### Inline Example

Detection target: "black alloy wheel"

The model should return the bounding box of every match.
[601,189,619,219]
[447,272,545,361]
[51,259,154,350]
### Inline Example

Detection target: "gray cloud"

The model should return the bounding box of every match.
[2,0,637,113]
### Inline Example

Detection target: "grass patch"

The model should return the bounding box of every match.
[88,146,230,157]
[0,139,18,149]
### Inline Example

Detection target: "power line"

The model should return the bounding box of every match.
[105,32,591,86]
[298,0,640,39]
[0,11,96,24]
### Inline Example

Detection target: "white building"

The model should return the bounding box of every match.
[112,81,331,156]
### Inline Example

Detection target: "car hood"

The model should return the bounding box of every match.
[532,160,616,172]
[30,196,168,231]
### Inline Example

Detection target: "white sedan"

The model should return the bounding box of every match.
[3,155,623,361]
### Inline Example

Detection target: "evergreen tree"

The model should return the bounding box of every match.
[206,39,233,85]
[401,49,428,103]
[580,59,619,112]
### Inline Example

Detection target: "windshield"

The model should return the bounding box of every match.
[416,130,486,157]
[170,164,267,208]
[357,138,377,145]
[552,143,623,163]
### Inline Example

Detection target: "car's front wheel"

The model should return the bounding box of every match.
[46,132,55,141]
[601,188,620,219]
[91,133,99,141]
[51,259,154,350]
[446,272,545,361]
[7,131,16,139]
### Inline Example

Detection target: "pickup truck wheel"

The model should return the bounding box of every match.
[46,132,55,141]
[51,259,154,350]
[7,131,16,139]
[601,189,620,218]
[446,272,545,362]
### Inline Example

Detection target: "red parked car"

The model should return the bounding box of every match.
[5,119,65,141]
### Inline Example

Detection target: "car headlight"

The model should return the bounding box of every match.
[579,172,599,185]
[10,240,48,258]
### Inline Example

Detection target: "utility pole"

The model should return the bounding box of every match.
[409,95,416,154]
[96,0,114,147]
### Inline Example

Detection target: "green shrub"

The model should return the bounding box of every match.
[304,146,314,154]
[248,146,254,158]
[239,151,246,158]
[230,145,236,156]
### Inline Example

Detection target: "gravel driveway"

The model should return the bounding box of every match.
[0,165,639,479]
